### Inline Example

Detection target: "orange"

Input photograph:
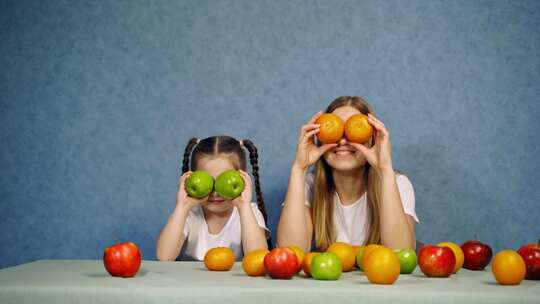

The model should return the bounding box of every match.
[315,113,344,144]
[204,247,235,271]
[361,244,384,271]
[364,247,400,284]
[327,242,356,272]
[438,242,464,273]
[352,245,364,268]
[344,114,373,144]
[301,252,321,277]
[242,248,269,276]
[492,250,526,285]
[288,245,305,265]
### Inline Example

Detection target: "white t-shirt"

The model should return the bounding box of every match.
[304,173,419,246]
[178,203,269,261]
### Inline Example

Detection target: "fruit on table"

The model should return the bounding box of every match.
[287,245,305,273]
[310,252,343,280]
[517,240,540,280]
[302,252,321,277]
[315,113,344,144]
[364,246,400,284]
[461,240,492,270]
[326,242,356,272]
[264,247,299,279]
[103,242,142,277]
[242,248,269,276]
[359,244,384,271]
[344,113,373,144]
[214,170,245,199]
[394,248,417,274]
[418,245,456,277]
[437,242,464,273]
[352,245,364,268]
[185,171,214,198]
[204,247,235,271]
[492,250,526,285]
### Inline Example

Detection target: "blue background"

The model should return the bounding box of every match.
[1,0,539,268]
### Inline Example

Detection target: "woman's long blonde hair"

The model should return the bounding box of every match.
[312,96,382,250]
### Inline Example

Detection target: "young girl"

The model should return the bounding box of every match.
[156,136,270,261]
[277,96,419,252]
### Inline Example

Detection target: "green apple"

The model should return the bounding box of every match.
[310,252,342,280]
[395,248,417,274]
[214,170,245,199]
[184,171,214,198]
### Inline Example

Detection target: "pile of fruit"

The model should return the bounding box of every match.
[202,240,540,285]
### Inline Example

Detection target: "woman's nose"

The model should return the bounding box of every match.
[338,137,348,146]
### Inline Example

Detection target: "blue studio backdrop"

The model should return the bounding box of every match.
[1,0,539,268]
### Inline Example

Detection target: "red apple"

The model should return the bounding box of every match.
[418,245,456,277]
[263,247,299,279]
[103,242,142,277]
[461,240,492,270]
[517,240,540,280]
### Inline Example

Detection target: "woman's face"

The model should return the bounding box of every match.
[196,155,238,214]
[323,106,372,172]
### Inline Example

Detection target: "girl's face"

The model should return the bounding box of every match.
[323,106,373,171]
[196,155,239,214]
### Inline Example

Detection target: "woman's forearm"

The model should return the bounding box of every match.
[277,166,311,251]
[378,171,416,249]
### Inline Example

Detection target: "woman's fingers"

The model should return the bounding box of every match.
[303,129,320,144]
[317,143,338,155]
[308,111,323,124]
[368,114,389,137]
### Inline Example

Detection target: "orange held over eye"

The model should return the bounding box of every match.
[315,113,344,144]
[327,242,356,272]
[204,247,235,271]
[344,114,373,144]
[492,250,526,285]
[364,247,401,284]
[242,248,269,276]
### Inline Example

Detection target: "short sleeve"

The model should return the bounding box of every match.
[396,174,420,223]
[183,211,192,237]
[250,203,271,237]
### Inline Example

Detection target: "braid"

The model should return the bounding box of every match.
[181,138,199,174]
[242,139,273,248]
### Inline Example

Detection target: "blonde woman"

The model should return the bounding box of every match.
[277,96,418,252]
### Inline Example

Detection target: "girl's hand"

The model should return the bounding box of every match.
[232,170,252,207]
[176,172,207,210]
[293,112,338,170]
[350,113,394,174]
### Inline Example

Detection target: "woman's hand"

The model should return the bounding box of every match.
[293,112,338,170]
[350,113,394,174]
[176,172,207,210]
[232,170,252,206]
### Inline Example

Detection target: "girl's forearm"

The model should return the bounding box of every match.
[378,171,416,249]
[156,205,190,261]
[277,166,311,251]
[238,203,268,253]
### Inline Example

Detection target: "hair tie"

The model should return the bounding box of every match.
[239,140,244,147]
[196,138,201,144]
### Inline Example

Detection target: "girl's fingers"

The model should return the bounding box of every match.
[350,143,370,155]
[239,170,252,185]
[179,171,192,184]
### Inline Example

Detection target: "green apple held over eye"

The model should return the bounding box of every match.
[185,171,214,198]
[215,170,245,199]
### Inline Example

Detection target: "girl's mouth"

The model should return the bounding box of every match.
[207,197,225,204]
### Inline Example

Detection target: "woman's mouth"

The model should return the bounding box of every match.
[333,148,355,156]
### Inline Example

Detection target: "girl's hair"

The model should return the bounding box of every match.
[181,135,272,249]
[312,96,383,250]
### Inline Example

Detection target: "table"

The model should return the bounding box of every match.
[0,260,538,303]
